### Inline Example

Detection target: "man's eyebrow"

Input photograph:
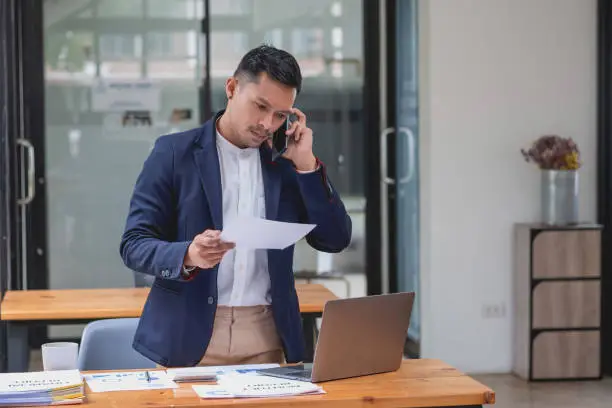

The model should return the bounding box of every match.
[255,97,291,115]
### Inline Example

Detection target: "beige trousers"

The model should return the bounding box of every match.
[197,305,285,366]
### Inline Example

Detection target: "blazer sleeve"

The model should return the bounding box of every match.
[119,136,191,280]
[294,160,352,253]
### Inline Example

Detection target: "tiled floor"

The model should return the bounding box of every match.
[473,374,612,407]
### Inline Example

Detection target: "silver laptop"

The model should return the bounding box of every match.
[257,292,415,383]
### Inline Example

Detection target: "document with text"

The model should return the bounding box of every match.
[193,373,324,399]
[220,216,316,250]
[83,371,177,393]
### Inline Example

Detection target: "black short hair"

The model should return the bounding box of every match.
[234,44,302,94]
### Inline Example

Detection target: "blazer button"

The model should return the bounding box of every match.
[207,296,214,305]
[161,269,169,278]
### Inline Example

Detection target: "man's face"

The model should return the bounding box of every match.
[225,72,296,148]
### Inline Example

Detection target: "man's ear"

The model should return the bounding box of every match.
[225,77,237,99]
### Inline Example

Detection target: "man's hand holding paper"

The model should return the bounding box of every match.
[184,230,235,269]
[220,216,316,250]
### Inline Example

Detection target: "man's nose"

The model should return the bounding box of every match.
[258,113,275,131]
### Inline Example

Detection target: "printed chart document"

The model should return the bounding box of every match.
[166,363,279,383]
[0,369,84,406]
[83,371,177,393]
[193,373,324,399]
[220,216,316,250]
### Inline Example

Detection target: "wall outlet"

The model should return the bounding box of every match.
[482,303,506,319]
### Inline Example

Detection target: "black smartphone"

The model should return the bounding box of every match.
[271,117,291,161]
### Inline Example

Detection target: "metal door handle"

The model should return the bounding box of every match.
[16,138,35,205]
[397,127,415,184]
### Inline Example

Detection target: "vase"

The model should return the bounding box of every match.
[540,169,579,225]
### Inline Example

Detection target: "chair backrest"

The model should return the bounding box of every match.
[78,318,156,371]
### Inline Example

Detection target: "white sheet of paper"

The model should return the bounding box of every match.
[193,376,325,399]
[202,374,324,398]
[220,216,315,250]
[83,371,177,393]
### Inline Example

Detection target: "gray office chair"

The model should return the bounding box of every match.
[77,318,156,370]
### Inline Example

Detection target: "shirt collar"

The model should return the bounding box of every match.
[215,118,258,158]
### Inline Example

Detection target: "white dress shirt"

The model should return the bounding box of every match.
[215,125,271,306]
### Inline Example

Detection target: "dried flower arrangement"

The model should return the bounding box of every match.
[520,135,580,170]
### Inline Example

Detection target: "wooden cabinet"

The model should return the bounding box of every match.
[513,224,602,381]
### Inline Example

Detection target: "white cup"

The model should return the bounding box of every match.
[41,342,79,371]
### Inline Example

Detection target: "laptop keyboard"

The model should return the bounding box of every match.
[290,369,313,379]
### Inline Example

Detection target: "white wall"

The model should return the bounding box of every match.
[418,0,597,373]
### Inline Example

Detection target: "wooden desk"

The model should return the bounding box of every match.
[84,359,495,407]
[1,284,335,320]
[1,284,336,372]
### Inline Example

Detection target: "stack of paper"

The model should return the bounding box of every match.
[0,369,84,406]
[165,368,217,383]
[193,373,324,399]
[83,371,177,393]
[166,364,280,383]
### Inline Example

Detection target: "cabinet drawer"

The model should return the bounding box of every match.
[532,230,600,278]
[532,281,600,328]
[532,331,600,379]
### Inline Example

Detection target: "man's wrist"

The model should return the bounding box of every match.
[181,264,197,280]
[293,154,318,172]
[181,242,197,278]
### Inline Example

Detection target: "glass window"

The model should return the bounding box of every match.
[99,35,138,59]
[147,0,202,19]
[147,32,195,58]
[45,32,95,78]
[210,0,252,15]
[97,0,143,17]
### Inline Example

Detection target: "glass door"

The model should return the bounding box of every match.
[394,0,420,355]
[7,0,414,354]
[39,0,209,342]
[30,0,370,346]
[207,0,367,296]
[2,0,48,351]
[0,0,23,372]
[379,0,420,356]
[0,0,21,296]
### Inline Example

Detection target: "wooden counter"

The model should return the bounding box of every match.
[83,359,495,407]
[1,283,336,321]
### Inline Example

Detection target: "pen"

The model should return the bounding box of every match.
[145,371,151,382]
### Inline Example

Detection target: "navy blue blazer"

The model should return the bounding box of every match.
[119,111,352,367]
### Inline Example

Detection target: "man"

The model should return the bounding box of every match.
[120,45,352,368]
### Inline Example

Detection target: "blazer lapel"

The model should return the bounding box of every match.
[260,146,282,221]
[193,117,223,230]
[192,113,282,229]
